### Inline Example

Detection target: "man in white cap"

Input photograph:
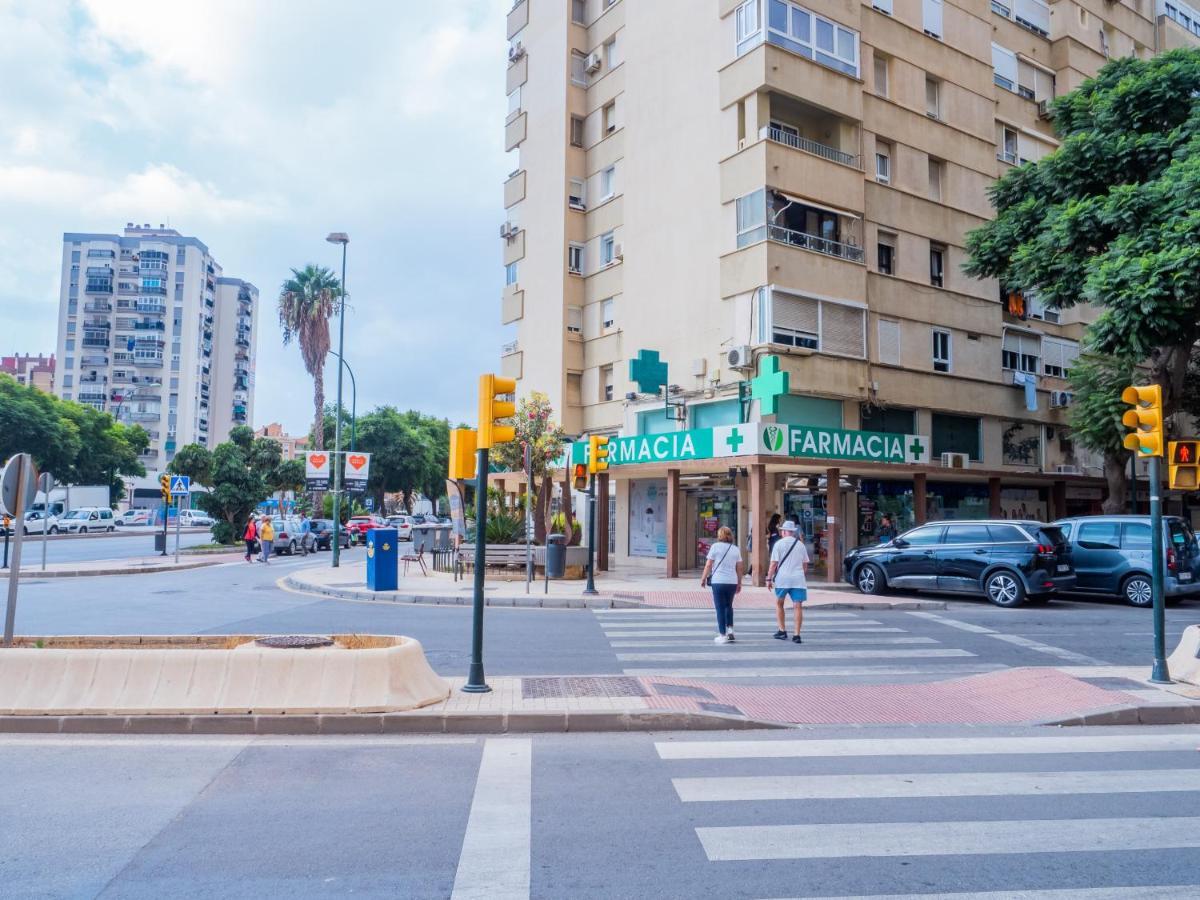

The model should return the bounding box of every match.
[766,519,810,643]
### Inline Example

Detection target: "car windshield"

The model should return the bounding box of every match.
[1036,526,1067,546]
[65,511,90,520]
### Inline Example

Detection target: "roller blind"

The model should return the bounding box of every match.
[877,318,900,365]
[822,302,865,357]
[773,293,818,334]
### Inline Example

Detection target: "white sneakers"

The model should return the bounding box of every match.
[727,629,735,642]
[714,633,734,644]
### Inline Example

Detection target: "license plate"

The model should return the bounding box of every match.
[1180,572,1193,582]
[1056,564,1070,573]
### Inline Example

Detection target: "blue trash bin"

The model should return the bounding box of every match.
[365,527,399,591]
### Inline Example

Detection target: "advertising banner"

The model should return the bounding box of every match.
[343,452,371,492]
[628,478,667,558]
[305,451,330,491]
[447,479,467,539]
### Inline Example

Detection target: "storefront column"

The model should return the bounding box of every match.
[988,477,1002,517]
[749,463,767,587]
[914,473,927,525]
[826,467,842,584]
[1052,480,1067,520]
[597,472,610,571]
[666,469,680,578]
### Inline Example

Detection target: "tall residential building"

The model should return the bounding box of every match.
[55,224,259,473]
[502,0,1198,581]
[1,352,55,393]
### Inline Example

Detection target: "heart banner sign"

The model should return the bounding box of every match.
[343,451,371,492]
[305,451,330,491]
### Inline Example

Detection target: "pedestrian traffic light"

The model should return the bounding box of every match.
[449,428,478,480]
[572,462,588,492]
[477,374,517,449]
[159,473,172,502]
[588,434,610,475]
[1121,384,1164,457]
[1169,440,1200,490]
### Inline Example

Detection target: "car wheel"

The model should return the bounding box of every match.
[855,563,886,595]
[50,526,58,535]
[288,540,297,556]
[1122,574,1154,608]
[985,571,1026,607]
[79,526,87,534]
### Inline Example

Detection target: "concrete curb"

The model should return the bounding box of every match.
[16,558,228,579]
[0,709,786,735]
[1032,702,1200,727]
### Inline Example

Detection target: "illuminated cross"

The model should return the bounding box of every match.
[751,355,789,416]
[725,429,744,452]
[629,349,668,395]
[908,437,925,458]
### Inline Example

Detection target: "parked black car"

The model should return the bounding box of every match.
[1052,515,1200,607]
[309,518,352,551]
[844,520,1075,607]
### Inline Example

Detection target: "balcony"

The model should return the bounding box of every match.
[133,356,163,368]
[130,410,162,422]
[79,374,107,385]
[235,334,250,347]
[136,302,166,315]
[86,249,115,259]
[86,266,113,277]
[762,124,856,167]
[84,301,112,313]
[77,391,107,404]
[81,355,109,367]
[134,320,165,331]
[85,281,113,294]
[140,285,167,297]
[736,188,864,262]
[82,335,111,348]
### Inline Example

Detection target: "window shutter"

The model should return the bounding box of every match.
[773,294,818,335]
[992,44,1017,86]
[877,318,900,365]
[822,303,865,357]
[923,0,943,36]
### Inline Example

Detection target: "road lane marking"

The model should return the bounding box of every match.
[906,611,1108,665]
[626,664,1004,678]
[762,886,1200,899]
[451,738,531,900]
[618,649,973,662]
[906,611,995,633]
[0,737,477,748]
[609,637,939,648]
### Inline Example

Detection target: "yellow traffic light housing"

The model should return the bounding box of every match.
[449,428,478,480]
[588,434,610,475]
[1169,440,1200,490]
[1121,384,1164,457]
[159,473,172,503]
[572,462,588,492]
[478,374,517,449]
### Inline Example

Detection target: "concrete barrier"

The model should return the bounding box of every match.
[0,635,450,715]
[1167,624,1200,686]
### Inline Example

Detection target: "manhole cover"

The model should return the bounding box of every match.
[254,635,334,649]
[650,683,716,699]
[521,676,648,699]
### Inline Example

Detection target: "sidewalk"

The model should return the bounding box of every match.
[282,559,946,611]
[6,553,241,579]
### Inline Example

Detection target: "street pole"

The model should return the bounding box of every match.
[1129,455,1137,514]
[463,447,491,693]
[2,520,8,569]
[1148,455,1171,683]
[174,495,182,564]
[584,473,598,595]
[161,495,169,556]
[328,233,349,568]
[524,442,532,594]
[4,454,32,646]
[330,351,357,451]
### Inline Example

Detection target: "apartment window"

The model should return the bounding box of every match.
[764,290,865,358]
[874,54,889,97]
[571,50,588,85]
[600,365,614,402]
[999,127,1018,164]
[873,0,893,13]
[71,250,81,263]
[600,165,616,200]
[604,37,618,70]
[570,115,585,147]
[62,374,73,388]
[569,178,586,210]
[929,244,945,287]
[600,231,616,266]
[1002,329,1041,374]
[875,141,891,184]
[877,318,900,366]
[739,0,859,77]
[601,297,615,329]
[65,357,74,370]
[1042,337,1079,379]
[735,189,767,246]
[923,0,943,38]
[67,321,77,333]
[1018,59,1055,102]
[505,262,519,286]
[932,329,951,372]
[770,293,819,349]
[932,412,981,460]
[992,43,1017,91]
[567,307,583,334]
[735,0,762,55]
[568,243,585,275]
[877,232,895,275]
[506,86,521,119]
[65,339,75,351]
[603,101,616,135]
[928,158,944,201]
[925,77,941,119]
[571,0,586,24]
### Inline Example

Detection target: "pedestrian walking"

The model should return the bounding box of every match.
[258,515,275,563]
[299,514,314,555]
[242,516,258,563]
[767,513,782,553]
[767,519,811,643]
[699,525,743,644]
[878,514,897,544]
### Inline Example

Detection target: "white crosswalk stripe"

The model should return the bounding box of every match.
[618,648,974,662]
[609,636,939,648]
[626,663,1005,678]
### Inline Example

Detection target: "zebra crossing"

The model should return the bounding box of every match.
[654,731,1200,896]
[593,608,1002,682]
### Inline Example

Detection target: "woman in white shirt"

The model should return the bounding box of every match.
[699,526,744,644]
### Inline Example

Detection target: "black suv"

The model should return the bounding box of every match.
[309,518,352,551]
[844,520,1075,607]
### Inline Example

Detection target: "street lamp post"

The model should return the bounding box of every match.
[327,232,350,568]
[329,351,357,452]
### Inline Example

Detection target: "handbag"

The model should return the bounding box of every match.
[702,544,734,588]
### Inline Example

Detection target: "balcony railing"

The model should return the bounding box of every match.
[81,355,109,366]
[86,266,113,277]
[82,336,110,348]
[134,320,165,330]
[765,224,865,263]
[502,339,519,355]
[85,281,113,294]
[134,356,163,367]
[140,286,167,297]
[77,392,107,403]
[84,301,112,313]
[135,302,166,315]
[762,125,858,168]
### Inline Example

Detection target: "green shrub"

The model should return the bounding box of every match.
[485,513,524,545]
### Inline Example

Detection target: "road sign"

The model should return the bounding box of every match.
[1,454,37,517]
[364,497,374,511]
[169,475,191,496]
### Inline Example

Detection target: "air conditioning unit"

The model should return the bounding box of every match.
[1055,464,1082,475]
[613,242,624,260]
[499,222,518,240]
[1050,390,1073,409]
[1037,99,1052,120]
[585,51,602,73]
[941,452,969,469]
[508,42,525,62]
[726,346,754,371]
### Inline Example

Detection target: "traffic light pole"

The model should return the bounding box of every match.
[1148,455,1171,684]
[161,495,169,556]
[463,447,491,693]
[584,473,598,595]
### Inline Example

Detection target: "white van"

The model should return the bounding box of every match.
[60,507,116,533]
[178,509,215,527]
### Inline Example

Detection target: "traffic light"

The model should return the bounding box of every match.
[1121,384,1164,457]
[588,434,610,475]
[572,462,588,492]
[159,473,172,503]
[477,374,517,449]
[1169,440,1200,490]
[449,428,478,480]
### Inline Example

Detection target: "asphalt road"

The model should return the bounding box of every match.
[0,528,212,565]
[3,726,1198,898]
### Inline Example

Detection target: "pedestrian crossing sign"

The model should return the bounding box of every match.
[169,475,191,496]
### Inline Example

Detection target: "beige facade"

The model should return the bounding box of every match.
[1,353,55,393]
[256,422,308,461]
[55,224,259,475]
[503,0,1196,579]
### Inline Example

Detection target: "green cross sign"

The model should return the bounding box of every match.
[751,355,789,416]
[908,437,925,458]
[629,349,668,394]
[725,429,744,452]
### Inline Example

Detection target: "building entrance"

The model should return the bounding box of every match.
[693,490,737,568]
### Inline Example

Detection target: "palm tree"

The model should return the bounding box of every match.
[277,264,340,450]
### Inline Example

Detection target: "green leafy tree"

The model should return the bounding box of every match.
[1064,353,1139,511]
[168,427,278,544]
[59,404,149,502]
[278,264,340,451]
[491,392,567,543]
[168,443,212,486]
[965,50,1200,506]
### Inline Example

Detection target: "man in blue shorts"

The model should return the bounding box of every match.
[766,519,811,643]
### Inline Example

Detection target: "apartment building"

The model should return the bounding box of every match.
[54,224,259,475]
[502,0,1197,581]
[255,422,309,461]
[1,352,55,393]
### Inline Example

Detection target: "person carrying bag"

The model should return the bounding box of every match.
[699,526,744,644]
[767,519,811,643]
[243,517,258,563]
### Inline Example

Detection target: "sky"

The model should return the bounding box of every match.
[0,0,512,435]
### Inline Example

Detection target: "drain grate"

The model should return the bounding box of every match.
[698,701,743,716]
[255,635,334,649]
[650,683,716,699]
[521,676,648,699]
[1078,677,1150,692]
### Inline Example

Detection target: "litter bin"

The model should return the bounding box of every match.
[154,533,167,553]
[412,526,433,555]
[545,532,566,579]
[365,527,399,591]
